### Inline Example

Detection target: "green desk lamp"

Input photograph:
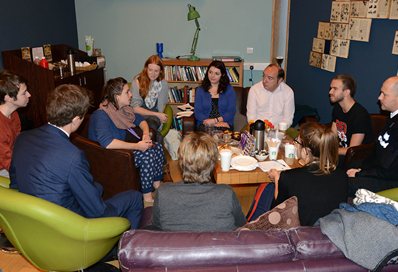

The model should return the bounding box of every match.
[187,4,201,61]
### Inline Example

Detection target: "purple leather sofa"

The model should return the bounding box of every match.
[118,225,397,272]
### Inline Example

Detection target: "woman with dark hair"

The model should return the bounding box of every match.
[88,77,164,203]
[130,55,169,141]
[152,131,246,231]
[194,60,236,131]
[269,122,348,226]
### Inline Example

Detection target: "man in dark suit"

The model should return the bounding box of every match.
[10,84,143,229]
[347,76,398,195]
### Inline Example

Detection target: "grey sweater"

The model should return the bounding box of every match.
[153,182,246,231]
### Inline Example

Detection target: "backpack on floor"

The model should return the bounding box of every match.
[246,182,275,222]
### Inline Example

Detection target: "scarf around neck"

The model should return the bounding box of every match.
[144,80,162,110]
[99,100,136,129]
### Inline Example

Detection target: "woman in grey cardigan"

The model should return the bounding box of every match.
[130,55,169,142]
[153,132,246,231]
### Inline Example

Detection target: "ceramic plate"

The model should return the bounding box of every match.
[231,155,258,171]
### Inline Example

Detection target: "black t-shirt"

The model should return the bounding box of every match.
[332,103,372,148]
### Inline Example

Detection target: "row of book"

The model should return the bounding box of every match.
[168,86,195,103]
[164,65,240,84]
[164,66,206,82]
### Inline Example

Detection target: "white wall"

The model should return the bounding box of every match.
[75,0,273,85]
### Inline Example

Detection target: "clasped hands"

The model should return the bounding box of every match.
[137,134,153,152]
[203,118,229,128]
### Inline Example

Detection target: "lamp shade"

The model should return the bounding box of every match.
[187,4,200,21]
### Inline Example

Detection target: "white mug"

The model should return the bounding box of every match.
[220,149,233,172]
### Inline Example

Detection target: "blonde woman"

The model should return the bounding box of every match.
[130,55,169,142]
[152,132,246,231]
[269,122,348,226]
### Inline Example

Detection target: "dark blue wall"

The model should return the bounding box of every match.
[0,0,78,68]
[287,0,398,123]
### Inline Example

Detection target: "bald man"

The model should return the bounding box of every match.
[347,76,398,195]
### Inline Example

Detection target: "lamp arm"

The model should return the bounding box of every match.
[190,19,201,55]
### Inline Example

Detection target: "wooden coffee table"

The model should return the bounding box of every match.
[213,154,301,214]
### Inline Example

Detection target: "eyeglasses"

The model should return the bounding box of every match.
[293,138,303,146]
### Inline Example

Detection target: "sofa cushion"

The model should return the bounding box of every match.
[118,229,295,270]
[239,196,300,231]
[288,226,344,260]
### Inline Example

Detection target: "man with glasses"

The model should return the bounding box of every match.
[246,64,295,127]
[0,71,30,178]
[329,74,372,156]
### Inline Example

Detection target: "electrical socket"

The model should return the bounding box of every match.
[246,47,254,54]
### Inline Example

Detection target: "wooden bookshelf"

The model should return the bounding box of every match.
[163,58,244,88]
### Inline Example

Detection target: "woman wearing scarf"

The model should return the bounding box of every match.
[130,55,169,143]
[88,77,164,203]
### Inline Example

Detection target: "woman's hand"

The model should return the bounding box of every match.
[215,121,230,128]
[347,168,361,177]
[136,140,153,152]
[157,112,168,123]
[203,118,216,126]
[268,168,281,199]
[142,133,152,141]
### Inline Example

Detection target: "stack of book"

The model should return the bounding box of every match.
[212,56,242,62]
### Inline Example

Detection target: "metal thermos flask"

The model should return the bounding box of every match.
[253,120,265,151]
[67,49,76,75]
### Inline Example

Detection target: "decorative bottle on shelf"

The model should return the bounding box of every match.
[39,57,49,69]
[67,49,76,75]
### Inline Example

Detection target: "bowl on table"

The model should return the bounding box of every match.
[255,150,269,161]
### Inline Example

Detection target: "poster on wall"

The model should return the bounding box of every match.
[321,54,337,72]
[330,39,350,58]
[332,23,349,39]
[330,1,351,23]
[390,0,398,19]
[318,22,332,40]
[392,30,398,55]
[349,18,372,42]
[367,0,391,19]
[312,38,326,53]
[351,1,369,18]
[309,51,322,68]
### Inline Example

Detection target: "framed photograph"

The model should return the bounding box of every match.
[32,47,44,62]
[21,47,31,62]
[43,44,52,62]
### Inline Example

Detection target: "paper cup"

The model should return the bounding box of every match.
[284,143,296,165]
[269,146,279,160]
[220,149,233,172]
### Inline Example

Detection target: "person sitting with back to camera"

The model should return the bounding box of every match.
[130,55,169,143]
[10,84,143,229]
[88,77,165,204]
[268,122,348,226]
[194,60,236,131]
[152,131,246,231]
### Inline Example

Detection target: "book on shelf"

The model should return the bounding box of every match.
[212,56,242,62]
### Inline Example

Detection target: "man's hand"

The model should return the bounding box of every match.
[347,168,361,177]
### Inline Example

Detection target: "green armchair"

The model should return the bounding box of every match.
[0,186,130,271]
[377,187,398,202]
[160,104,173,137]
[0,176,10,188]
